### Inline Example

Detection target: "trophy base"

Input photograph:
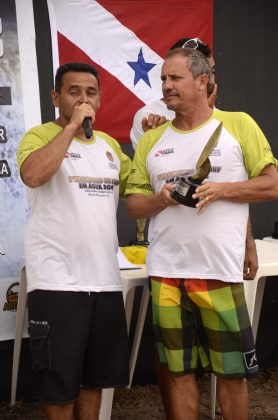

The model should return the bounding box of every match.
[170,176,202,208]
[129,239,149,246]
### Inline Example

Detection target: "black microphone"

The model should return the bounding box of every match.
[82,117,93,139]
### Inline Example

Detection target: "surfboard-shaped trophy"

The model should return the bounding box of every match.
[171,122,222,207]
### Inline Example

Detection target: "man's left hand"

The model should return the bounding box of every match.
[142,114,168,132]
[243,232,258,280]
[193,181,224,214]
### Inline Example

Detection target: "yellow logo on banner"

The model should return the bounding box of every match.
[3,282,19,311]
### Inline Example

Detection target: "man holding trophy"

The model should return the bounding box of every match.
[125,48,278,420]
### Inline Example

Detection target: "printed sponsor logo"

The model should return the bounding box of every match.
[3,282,19,311]
[244,350,258,369]
[210,149,221,157]
[210,166,221,173]
[64,152,82,159]
[155,148,174,157]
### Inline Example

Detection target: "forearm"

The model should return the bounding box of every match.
[194,164,278,213]
[244,215,258,280]
[245,215,257,257]
[126,193,169,219]
[220,174,278,202]
[246,216,254,241]
[21,124,76,187]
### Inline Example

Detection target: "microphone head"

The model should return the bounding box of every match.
[82,117,93,139]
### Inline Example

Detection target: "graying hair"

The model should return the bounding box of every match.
[166,47,212,83]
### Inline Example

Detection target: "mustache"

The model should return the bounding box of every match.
[163,89,179,98]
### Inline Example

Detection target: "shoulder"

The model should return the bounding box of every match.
[136,121,171,155]
[20,122,62,147]
[95,130,120,149]
[213,109,257,127]
[17,122,60,168]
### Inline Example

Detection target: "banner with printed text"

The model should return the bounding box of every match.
[47,0,213,143]
[0,0,40,340]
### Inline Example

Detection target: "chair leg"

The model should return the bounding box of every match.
[10,267,27,406]
[124,287,136,333]
[98,388,115,420]
[210,373,217,419]
[128,285,150,388]
[97,285,137,420]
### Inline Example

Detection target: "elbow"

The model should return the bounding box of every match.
[126,206,138,220]
[21,171,43,188]
[267,173,278,200]
[272,184,278,200]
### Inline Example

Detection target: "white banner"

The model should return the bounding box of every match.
[0,0,40,340]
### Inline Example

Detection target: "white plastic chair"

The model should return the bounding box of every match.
[210,239,278,419]
[99,267,149,420]
[10,266,28,406]
[10,265,150,420]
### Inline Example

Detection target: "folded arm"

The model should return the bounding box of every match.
[193,164,278,213]
[126,184,178,219]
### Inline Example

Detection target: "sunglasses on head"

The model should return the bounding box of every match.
[181,38,206,50]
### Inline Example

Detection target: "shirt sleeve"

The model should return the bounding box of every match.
[125,131,153,196]
[17,126,50,170]
[239,113,277,178]
[130,107,146,151]
[118,150,132,199]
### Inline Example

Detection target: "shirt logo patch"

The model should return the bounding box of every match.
[106,151,114,162]
[155,148,174,157]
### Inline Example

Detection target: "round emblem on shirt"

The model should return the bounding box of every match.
[106,151,114,162]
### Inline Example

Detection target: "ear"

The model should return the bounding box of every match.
[96,90,101,111]
[198,74,209,92]
[51,90,60,107]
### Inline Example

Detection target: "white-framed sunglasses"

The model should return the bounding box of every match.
[182,38,206,49]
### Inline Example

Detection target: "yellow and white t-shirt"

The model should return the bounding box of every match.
[125,109,276,282]
[18,122,131,293]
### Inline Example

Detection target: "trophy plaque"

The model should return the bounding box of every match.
[171,122,223,207]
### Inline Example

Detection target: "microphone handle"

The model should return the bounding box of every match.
[82,117,93,139]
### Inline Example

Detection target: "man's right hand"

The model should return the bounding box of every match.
[142,113,168,132]
[160,183,180,206]
[68,103,96,134]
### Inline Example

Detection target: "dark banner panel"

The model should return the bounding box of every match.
[214,0,278,239]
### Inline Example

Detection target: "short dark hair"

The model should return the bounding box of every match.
[169,37,211,58]
[54,62,100,92]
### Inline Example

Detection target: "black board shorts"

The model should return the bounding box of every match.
[28,289,129,404]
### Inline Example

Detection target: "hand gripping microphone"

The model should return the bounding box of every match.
[82,117,93,139]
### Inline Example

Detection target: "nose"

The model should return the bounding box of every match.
[162,77,173,91]
[79,92,89,104]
